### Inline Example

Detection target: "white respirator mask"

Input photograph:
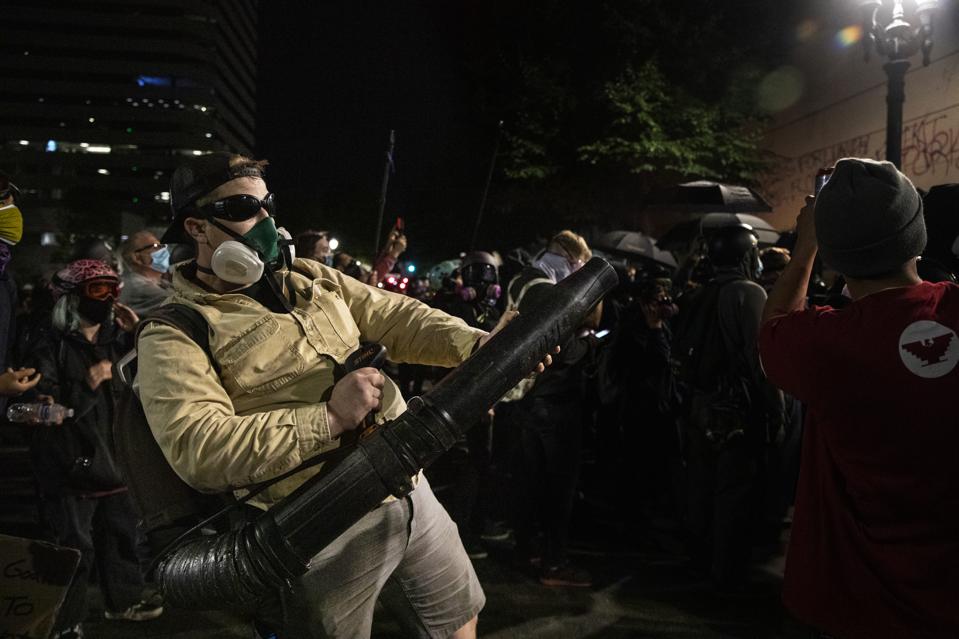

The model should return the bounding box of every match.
[210,240,264,285]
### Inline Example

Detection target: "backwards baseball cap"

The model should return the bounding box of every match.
[161,152,266,244]
[815,158,926,278]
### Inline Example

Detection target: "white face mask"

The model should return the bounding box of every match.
[211,240,264,285]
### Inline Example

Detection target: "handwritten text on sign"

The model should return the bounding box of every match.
[0,534,79,639]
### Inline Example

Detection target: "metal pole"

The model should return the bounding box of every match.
[374,130,395,256]
[469,121,503,251]
[884,59,910,169]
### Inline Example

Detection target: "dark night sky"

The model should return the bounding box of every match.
[256,2,493,264]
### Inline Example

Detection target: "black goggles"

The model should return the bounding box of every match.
[198,192,275,221]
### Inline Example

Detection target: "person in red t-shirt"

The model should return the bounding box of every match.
[759,158,959,639]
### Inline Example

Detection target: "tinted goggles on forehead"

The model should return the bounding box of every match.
[198,192,275,221]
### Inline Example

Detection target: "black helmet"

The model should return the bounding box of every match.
[460,251,498,287]
[705,224,759,267]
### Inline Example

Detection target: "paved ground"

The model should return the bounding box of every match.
[81,523,792,639]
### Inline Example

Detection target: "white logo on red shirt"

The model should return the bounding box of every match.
[898,320,959,379]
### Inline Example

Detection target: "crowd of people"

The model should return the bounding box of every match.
[0,155,957,639]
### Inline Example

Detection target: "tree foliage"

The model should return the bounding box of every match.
[461,0,792,188]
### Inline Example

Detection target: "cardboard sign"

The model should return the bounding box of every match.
[0,534,80,639]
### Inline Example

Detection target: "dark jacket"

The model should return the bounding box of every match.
[26,321,133,496]
[0,272,16,417]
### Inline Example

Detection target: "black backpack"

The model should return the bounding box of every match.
[114,300,379,564]
[670,282,728,392]
[112,304,228,559]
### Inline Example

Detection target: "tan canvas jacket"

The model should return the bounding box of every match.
[136,258,485,509]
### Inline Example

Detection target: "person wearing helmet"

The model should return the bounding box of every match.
[429,251,503,559]
[672,221,783,589]
[23,260,161,638]
[134,152,554,639]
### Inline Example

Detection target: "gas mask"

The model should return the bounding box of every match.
[209,217,292,285]
[456,282,502,303]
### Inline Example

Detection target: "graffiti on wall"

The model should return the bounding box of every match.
[762,102,959,215]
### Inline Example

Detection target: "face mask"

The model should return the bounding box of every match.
[244,217,280,264]
[78,296,113,325]
[534,251,577,284]
[211,240,265,285]
[150,245,171,273]
[208,217,281,285]
[0,204,23,246]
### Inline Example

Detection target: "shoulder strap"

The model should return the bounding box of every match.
[507,276,552,311]
[137,303,219,376]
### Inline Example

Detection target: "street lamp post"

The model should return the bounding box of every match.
[859,0,938,168]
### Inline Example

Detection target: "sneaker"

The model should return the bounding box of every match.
[52,625,84,639]
[539,562,593,588]
[104,600,164,621]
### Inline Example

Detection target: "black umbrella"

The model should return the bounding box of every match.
[648,180,772,214]
[656,213,781,252]
[594,230,678,268]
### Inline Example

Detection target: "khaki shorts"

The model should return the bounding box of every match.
[260,474,485,638]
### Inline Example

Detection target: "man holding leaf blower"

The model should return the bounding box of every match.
[136,152,556,639]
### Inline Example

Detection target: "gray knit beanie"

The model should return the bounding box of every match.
[815,158,926,278]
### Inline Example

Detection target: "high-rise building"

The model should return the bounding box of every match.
[0,0,258,275]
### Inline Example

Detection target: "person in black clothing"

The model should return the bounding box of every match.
[24,259,162,639]
[429,251,503,558]
[918,184,959,283]
[501,231,600,588]
[609,276,680,520]
[673,223,783,588]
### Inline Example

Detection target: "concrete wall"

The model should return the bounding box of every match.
[760,0,959,230]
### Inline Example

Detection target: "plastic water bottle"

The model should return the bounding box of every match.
[5,403,74,424]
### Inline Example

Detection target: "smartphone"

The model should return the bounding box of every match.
[815,167,833,196]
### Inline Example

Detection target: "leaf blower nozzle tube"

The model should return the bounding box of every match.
[156,257,619,609]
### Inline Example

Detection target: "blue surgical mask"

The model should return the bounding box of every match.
[150,245,171,273]
[534,251,576,284]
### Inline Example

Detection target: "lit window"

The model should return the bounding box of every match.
[136,75,172,87]
[86,145,112,154]
[204,133,212,138]
[18,140,28,146]
[80,142,89,148]
[155,192,171,203]
[192,150,203,156]
[97,169,110,175]
[88,117,95,123]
